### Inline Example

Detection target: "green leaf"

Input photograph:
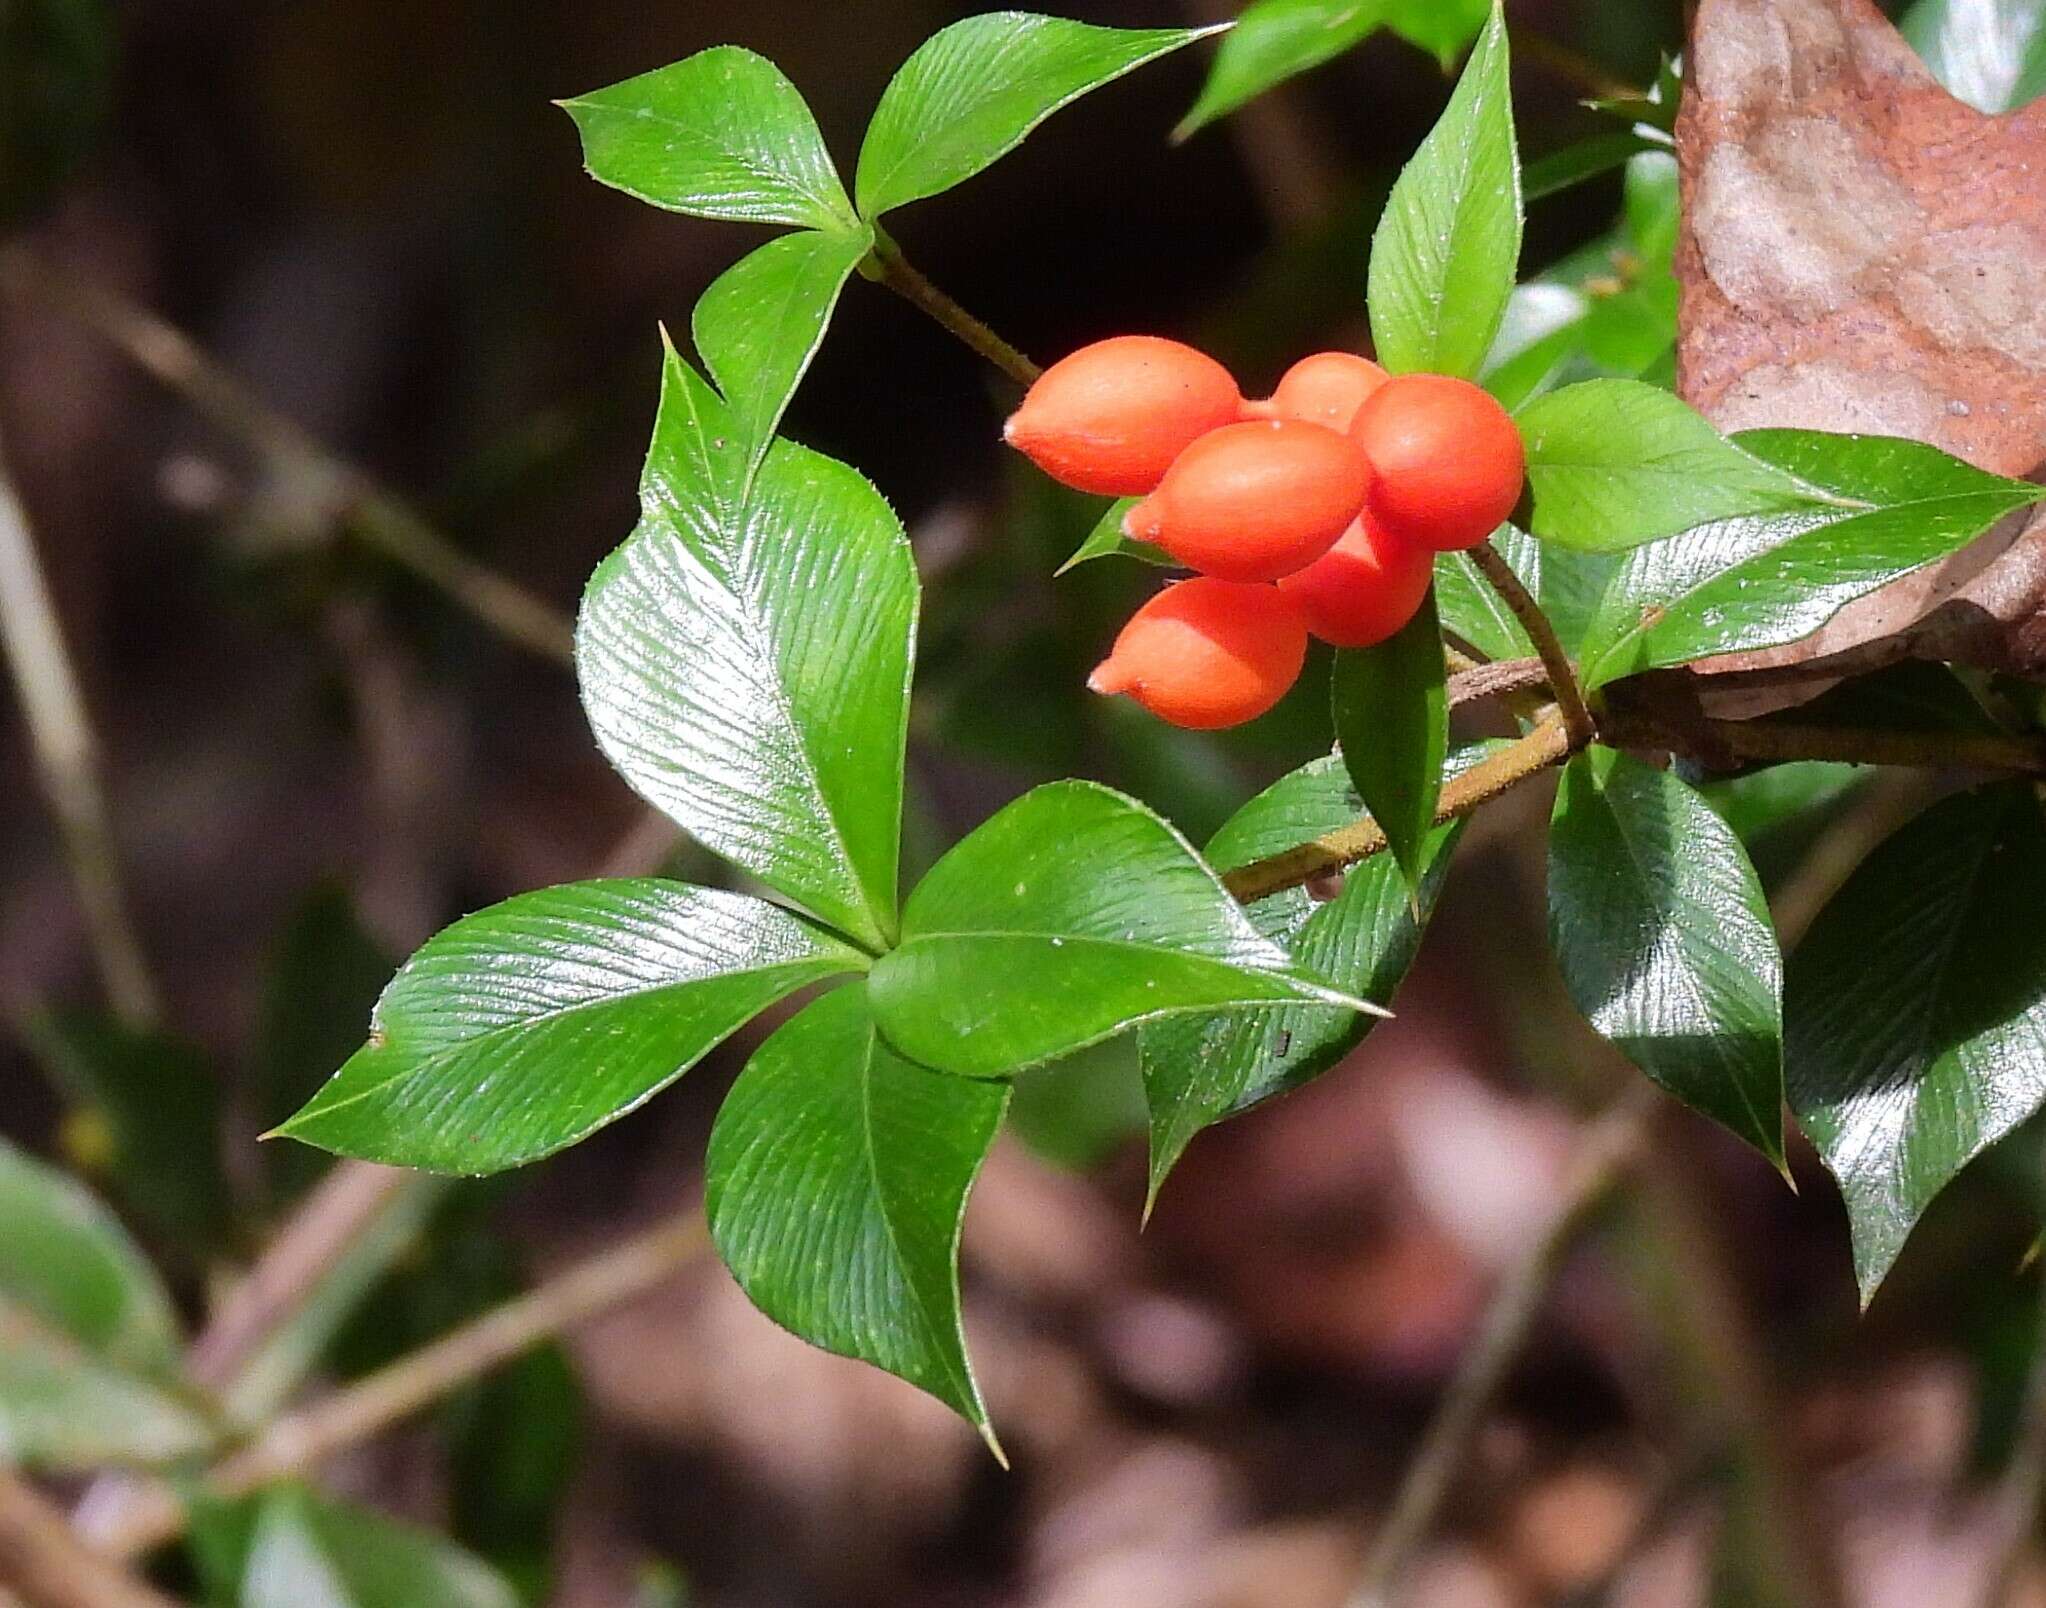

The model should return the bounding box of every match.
[1140,744,1493,1205]
[23,1011,233,1255]
[1519,381,1819,552]
[1054,496,1173,574]
[1387,0,1490,64]
[693,225,874,474]
[706,986,1008,1445]
[1332,587,1447,893]
[856,14,1218,218]
[1176,0,1396,140]
[240,1486,518,1608]
[560,47,856,230]
[1,0,114,226]
[1549,747,1785,1165]
[0,1141,179,1375]
[869,781,1376,1077]
[0,1310,216,1472]
[1483,154,1678,411]
[1901,0,2046,113]
[276,880,864,1174]
[1786,784,2046,1300]
[1578,431,2046,689]
[578,343,918,950]
[1367,1,1520,379]
[1523,129,1665,202]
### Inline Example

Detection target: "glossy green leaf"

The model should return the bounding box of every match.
[1176,0,1492,137]
[1549,747,1785,1165]
[1519,381,1819,552]
[1368,1,1520,379]
[1787,784,2046,1300]
[1332,587,1447,893]
[240,1486,517,1608]
[1578,431,2046,688]
[1901,0,2046,112]
[1140,745,1493,1204]
[706,986,1008,1442]
[23,1011,232,1254]
[578,343,918,949]
[869,781,1376,1076]
[0,1141,178,1375]
[1055,496,1172,573]
[856,14,1218,217]
[0,1309,214,1471]
[1701,762,1866,854]
[560,48,856,229]
[693,225,874,474]
[276,880,863,1174]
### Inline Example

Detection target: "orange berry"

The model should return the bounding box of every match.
[1088,579,1307,731]
[1277,515,1435,649]
[1251,351,1390,433]
[1349,374,1525,552]
[1003,336,1243,496]
[1124,419,1370,583]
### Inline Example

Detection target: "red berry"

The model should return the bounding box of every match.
[1088,579,1307,731]
[1277,515,1435,649]
[1349,374,1525,552]
[1250,351,1390,433]
[1003,336,1243,496]
[1124,419,1371,583]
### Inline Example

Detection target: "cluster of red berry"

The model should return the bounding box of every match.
[1004,336,1527,729]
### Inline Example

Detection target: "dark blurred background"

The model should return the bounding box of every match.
[6,2,2044,1604]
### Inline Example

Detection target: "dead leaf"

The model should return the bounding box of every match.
[1676,0,2046,683]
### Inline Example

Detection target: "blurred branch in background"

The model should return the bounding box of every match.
[0,1471,180,1608]
[0,422,160,1027]
[0,247,574,667]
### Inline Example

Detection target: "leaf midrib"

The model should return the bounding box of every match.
[855,1028,978,1417]
[291,950,855,1128]
[1593,767,1778,1148]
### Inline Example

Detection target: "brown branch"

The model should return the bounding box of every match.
[1226,715,1577,903]
[1603,710,2046,777]
[0,248,575,667]
[863,234,1042,388]
[101,1208,710,1559]
[0,1473,182,1608]
[0,425,161,1027]
[1347,1084,1658,1606]
[1467,541,1596,748]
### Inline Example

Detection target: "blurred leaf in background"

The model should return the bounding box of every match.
[0,0,112,223]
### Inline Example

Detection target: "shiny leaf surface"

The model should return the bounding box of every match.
[276,881,865,1173]
[1550,747,1785,1164]
[870,781,1374,1076]
[706,986,1008,1441]
[1787,784,2046,1299]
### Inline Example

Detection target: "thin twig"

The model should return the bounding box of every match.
[1602,712,2046,778]
[101,1208,710,1559]
[1467,541,1596,749]
[1226,715,1576,903]
[863,234,1042,388]
[0,1472,182,1608]
[0,247,575,667]
[1348,1084,1659,1607]
[0,425,161,1027]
